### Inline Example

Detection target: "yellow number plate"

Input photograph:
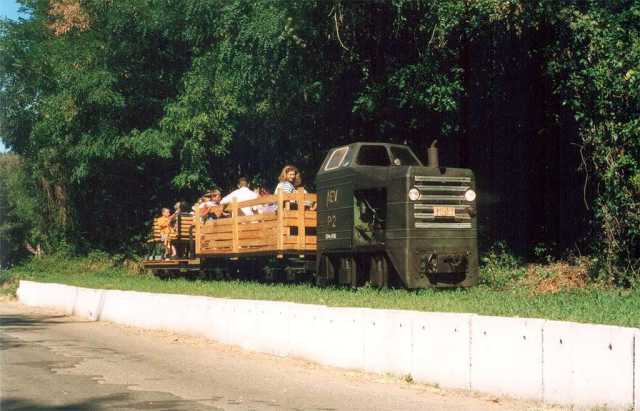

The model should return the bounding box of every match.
[433,206,455,218]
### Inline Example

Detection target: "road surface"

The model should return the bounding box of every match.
[0,300,561,410]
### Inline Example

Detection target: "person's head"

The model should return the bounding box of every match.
[258,187,271,196]
[279,165,301,186]
[174,201,182,212]
[237,177,249,188]
[210,189,222,202]
[161,207,171,217]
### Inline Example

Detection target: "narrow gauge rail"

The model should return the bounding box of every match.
[144,142,479,289]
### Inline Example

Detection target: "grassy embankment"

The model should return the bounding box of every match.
[2,251,639,328]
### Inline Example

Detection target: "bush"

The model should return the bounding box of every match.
[0,154,36,267]
[550,5,640,285]
[480,242,526,290]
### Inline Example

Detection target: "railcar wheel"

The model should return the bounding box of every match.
[263,259,287,283]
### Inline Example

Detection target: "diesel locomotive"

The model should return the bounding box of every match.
[144,142,479,288]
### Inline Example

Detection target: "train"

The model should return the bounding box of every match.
[144,141,479,289]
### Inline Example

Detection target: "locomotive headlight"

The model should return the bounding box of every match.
[408,188,421,201]
[464,189,477,202]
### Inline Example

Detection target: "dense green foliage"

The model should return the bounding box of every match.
[547,3,640,284]
[4,253,640,327]
[0,1,638,282]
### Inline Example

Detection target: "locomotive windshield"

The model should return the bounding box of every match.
[356,145,391,166]
[324,146,350,170]
[389,146,421,166]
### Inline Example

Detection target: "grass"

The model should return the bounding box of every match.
[2,252,640,328]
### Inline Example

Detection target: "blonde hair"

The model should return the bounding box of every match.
[278,165,302,187]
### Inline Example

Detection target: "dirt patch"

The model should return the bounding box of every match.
[524,259,590,294]
[0,294,17,303]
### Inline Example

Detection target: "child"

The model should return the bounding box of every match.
[169,201,182,226]
[157,207,176,259]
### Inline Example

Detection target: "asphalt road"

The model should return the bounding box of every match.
[0,301,560,410]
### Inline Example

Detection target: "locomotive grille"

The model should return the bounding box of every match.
[413,175,472,229]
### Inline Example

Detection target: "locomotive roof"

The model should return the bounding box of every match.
[317,142,423,175]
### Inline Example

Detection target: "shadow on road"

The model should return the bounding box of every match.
[0,313,91,330]
[1,393,223,410]
[0,313,93,351]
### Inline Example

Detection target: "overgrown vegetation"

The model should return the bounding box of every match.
[0,1,638,282]
[3,252,639,328]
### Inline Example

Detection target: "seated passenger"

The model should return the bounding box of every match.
[275,165,316,210]
[157,207,176,259]
[192,196,204,214]
[254,186,276,214]
[220,177,258,216]
[196,192,213,222]
[169,201,182,226]
[275,165,299,195]
[199,189,226,221]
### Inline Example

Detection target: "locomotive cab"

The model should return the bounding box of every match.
[315,142,479,289]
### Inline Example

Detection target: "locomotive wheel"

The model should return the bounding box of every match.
[368,255,389,288]
[316,254,336,286]
[338,256,358,288]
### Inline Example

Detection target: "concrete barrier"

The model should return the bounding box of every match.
[287,303,328,363]
[72,287,104,321]
[411,312,472,390]
[226,299,258,351]
[17,281,76,315]
[362,309,412,376]
[253,300,291,357]
[156,294,213,338]
[15,280,639,410]
[636,331,640,411]
[320,307,366,369]
[470,316,544,400]
[543,320,635,409]
[204,298,230,343]
[99,290,159,328]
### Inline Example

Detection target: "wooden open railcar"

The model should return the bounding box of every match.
[145,212,199,272]
[144,192,317,279]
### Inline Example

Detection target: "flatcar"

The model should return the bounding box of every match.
[144,142,479,288]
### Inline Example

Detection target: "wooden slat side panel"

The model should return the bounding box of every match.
[195,191,318,256]
[231,200,239,253]
[195,210,202,255]
[237,240,274,248]
[296,192,306,249]
[201,225,233,234]
[237,222,278,232]
[277,192,284,251]
[200,234,233,242]
[219,192,314,211]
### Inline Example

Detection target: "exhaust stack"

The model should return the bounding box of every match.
[427,140,439,168]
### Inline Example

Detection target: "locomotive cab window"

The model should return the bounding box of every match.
[324,146,350,171]
[356,145,391,167]
[390,147,421,166]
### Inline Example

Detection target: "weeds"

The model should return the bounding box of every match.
[480,242,525,290]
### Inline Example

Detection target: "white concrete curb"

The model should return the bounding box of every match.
[16,280,637,410]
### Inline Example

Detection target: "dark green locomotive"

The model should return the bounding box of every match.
[315,142,479,288]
